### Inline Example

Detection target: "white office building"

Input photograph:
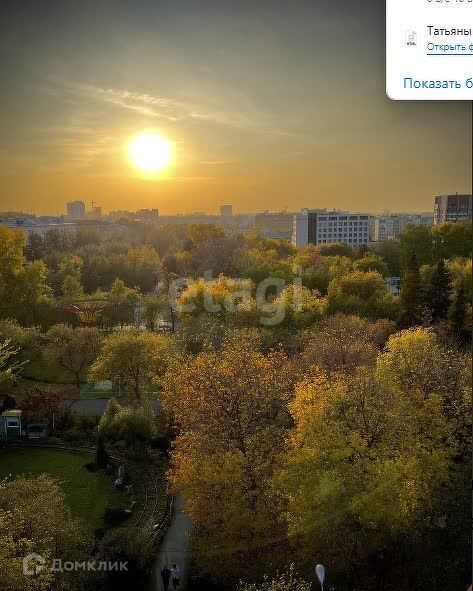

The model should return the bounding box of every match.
[292,209,371,247]
[373,213,434,242]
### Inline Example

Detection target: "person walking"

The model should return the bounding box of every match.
[161,565,171,591]
[171,563,181,590]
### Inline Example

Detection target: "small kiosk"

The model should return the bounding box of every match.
[1,409,22,439]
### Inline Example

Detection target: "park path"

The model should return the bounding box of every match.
[150,496,192,591]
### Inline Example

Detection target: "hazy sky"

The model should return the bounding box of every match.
[0,0,471,215]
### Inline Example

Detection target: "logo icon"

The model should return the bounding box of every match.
[405,30,417,47]
[23,553,46,576]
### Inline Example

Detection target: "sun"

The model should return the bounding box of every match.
[128,132,172,174]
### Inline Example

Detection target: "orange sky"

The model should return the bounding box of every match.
[0,1,471,216]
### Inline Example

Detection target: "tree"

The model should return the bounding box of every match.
[90,330,170,400]
[55,255,84,297]
[61,275,84,301]
[398,224,433,266]
[238,565,310,591]
[0,227,51,325]
[103,278,140,328]
[98,399,156,451]
[374,239,403,277]
[268,284,326,329]
[0,474,94,591]
[398,252,425,328]
[327,270,397,319]
[141,295,166,331]
[301,314,395,377]
[432,221,472,260]
[20,389,67,427]
[0,320,41,365]
[162,339,294,582]
[0,340,24,390]
[277,337,469,589]
[424,259,452,322]
[317,242,354,258]
[353,253,389,277]
[448,285,468,342]
[44,324,103,388]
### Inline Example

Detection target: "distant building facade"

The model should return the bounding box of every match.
[434,194,472,224]
[66,200,86,220]
[0,217,77,238]
[292,209,371,247]
[373,213,434,242]
[220,204,233,220]
[254,211,294,239]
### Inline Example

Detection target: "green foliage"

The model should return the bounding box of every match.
[327,270,397,319]
[398,252,425,328]
[44,324,103,388]
[98,399,157,450]
[277,328,470,589]
[90,329,170,400]
[424,259,453,322]
[447,285,469,342]
[353,253,389,277]
[0,226,51,326]
[432,221,472,260]
[398,224,433,266]
[0,340,24,389]
[238,565,310,591]
[141,295,166,330]
[0,472,95,591]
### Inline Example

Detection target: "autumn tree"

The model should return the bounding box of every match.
[44,324,103,388]
[278,330,470,589]
[238,565,310,591]
[0,474,94,591]
[90,329,170,400]
[162,339,294,582]
[301,314,395,377]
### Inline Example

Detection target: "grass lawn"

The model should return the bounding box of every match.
[22,358,75,384]
[0,448,129,533]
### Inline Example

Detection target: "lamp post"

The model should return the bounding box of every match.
[315,564,325,591]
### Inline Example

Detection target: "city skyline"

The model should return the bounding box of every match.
[0,0,471,216]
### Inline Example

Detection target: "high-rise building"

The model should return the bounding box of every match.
[220,204,233,221]
[66,200,86,220]
[434,194,472,224]
[373,213,434,242]
[292,209,371,248]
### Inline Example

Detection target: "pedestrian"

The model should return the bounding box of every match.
[161,565,171,591]
[171,563,181,590]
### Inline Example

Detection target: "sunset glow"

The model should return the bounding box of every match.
[128,133,172,174]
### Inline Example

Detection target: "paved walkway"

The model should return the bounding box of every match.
[150,497,192,591]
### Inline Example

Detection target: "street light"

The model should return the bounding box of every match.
[315,564,325,591]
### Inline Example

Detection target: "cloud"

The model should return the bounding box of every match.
[53,80,293,135]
